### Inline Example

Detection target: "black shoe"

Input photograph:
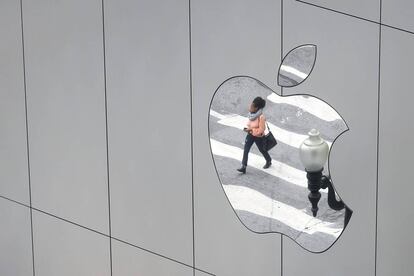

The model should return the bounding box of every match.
[263,161,272,169]
[237,165,246,174]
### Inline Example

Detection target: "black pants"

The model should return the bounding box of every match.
[241,133,272,166]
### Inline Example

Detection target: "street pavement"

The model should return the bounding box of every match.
[209,76,348,252]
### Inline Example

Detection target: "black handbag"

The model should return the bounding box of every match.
[263,122,277,151]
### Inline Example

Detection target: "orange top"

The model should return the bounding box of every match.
[247,114,266,137]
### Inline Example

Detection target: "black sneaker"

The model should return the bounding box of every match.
[237,165,246,174]
[263,161,272,169]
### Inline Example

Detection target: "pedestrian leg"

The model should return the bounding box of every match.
[255,136,272,164]
[241,134,255,166]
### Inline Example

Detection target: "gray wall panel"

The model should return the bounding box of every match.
[0,0,30,204]
[303,0,379,22]
[1,1,414,275]
[32,211,111,276]
[383,0,414,32]
[282,1,379,276]
[22,0,109,233]
[104,0,193,264]
[0,198,33,276]
[377,27,414,276]
[192,0,282,275]
[112,239,193,276]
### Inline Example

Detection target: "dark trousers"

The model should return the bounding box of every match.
[241,133,272,166]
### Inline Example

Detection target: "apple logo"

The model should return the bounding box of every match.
[208,44,352,253]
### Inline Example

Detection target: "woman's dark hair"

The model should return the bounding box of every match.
[252,96,266,109]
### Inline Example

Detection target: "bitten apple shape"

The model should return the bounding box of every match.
[208,75,352,253]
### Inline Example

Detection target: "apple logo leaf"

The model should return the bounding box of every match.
[208,44,352,253]
[278,44,317,87]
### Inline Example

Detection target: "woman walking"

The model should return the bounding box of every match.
[237,96,272,174]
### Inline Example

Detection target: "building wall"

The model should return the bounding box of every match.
[0,0,412,275]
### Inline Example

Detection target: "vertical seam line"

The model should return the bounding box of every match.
[19,0,35,275]
[101,0,113,274]
[188,0,196,275]
[375,0,382,275]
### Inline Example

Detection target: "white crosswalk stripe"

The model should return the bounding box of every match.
[210,138,308,188]
[210,109,333,148]
[211,138,328,194]
[224,185,343,237]
[280,64,309,80]
[267,93,342,122]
